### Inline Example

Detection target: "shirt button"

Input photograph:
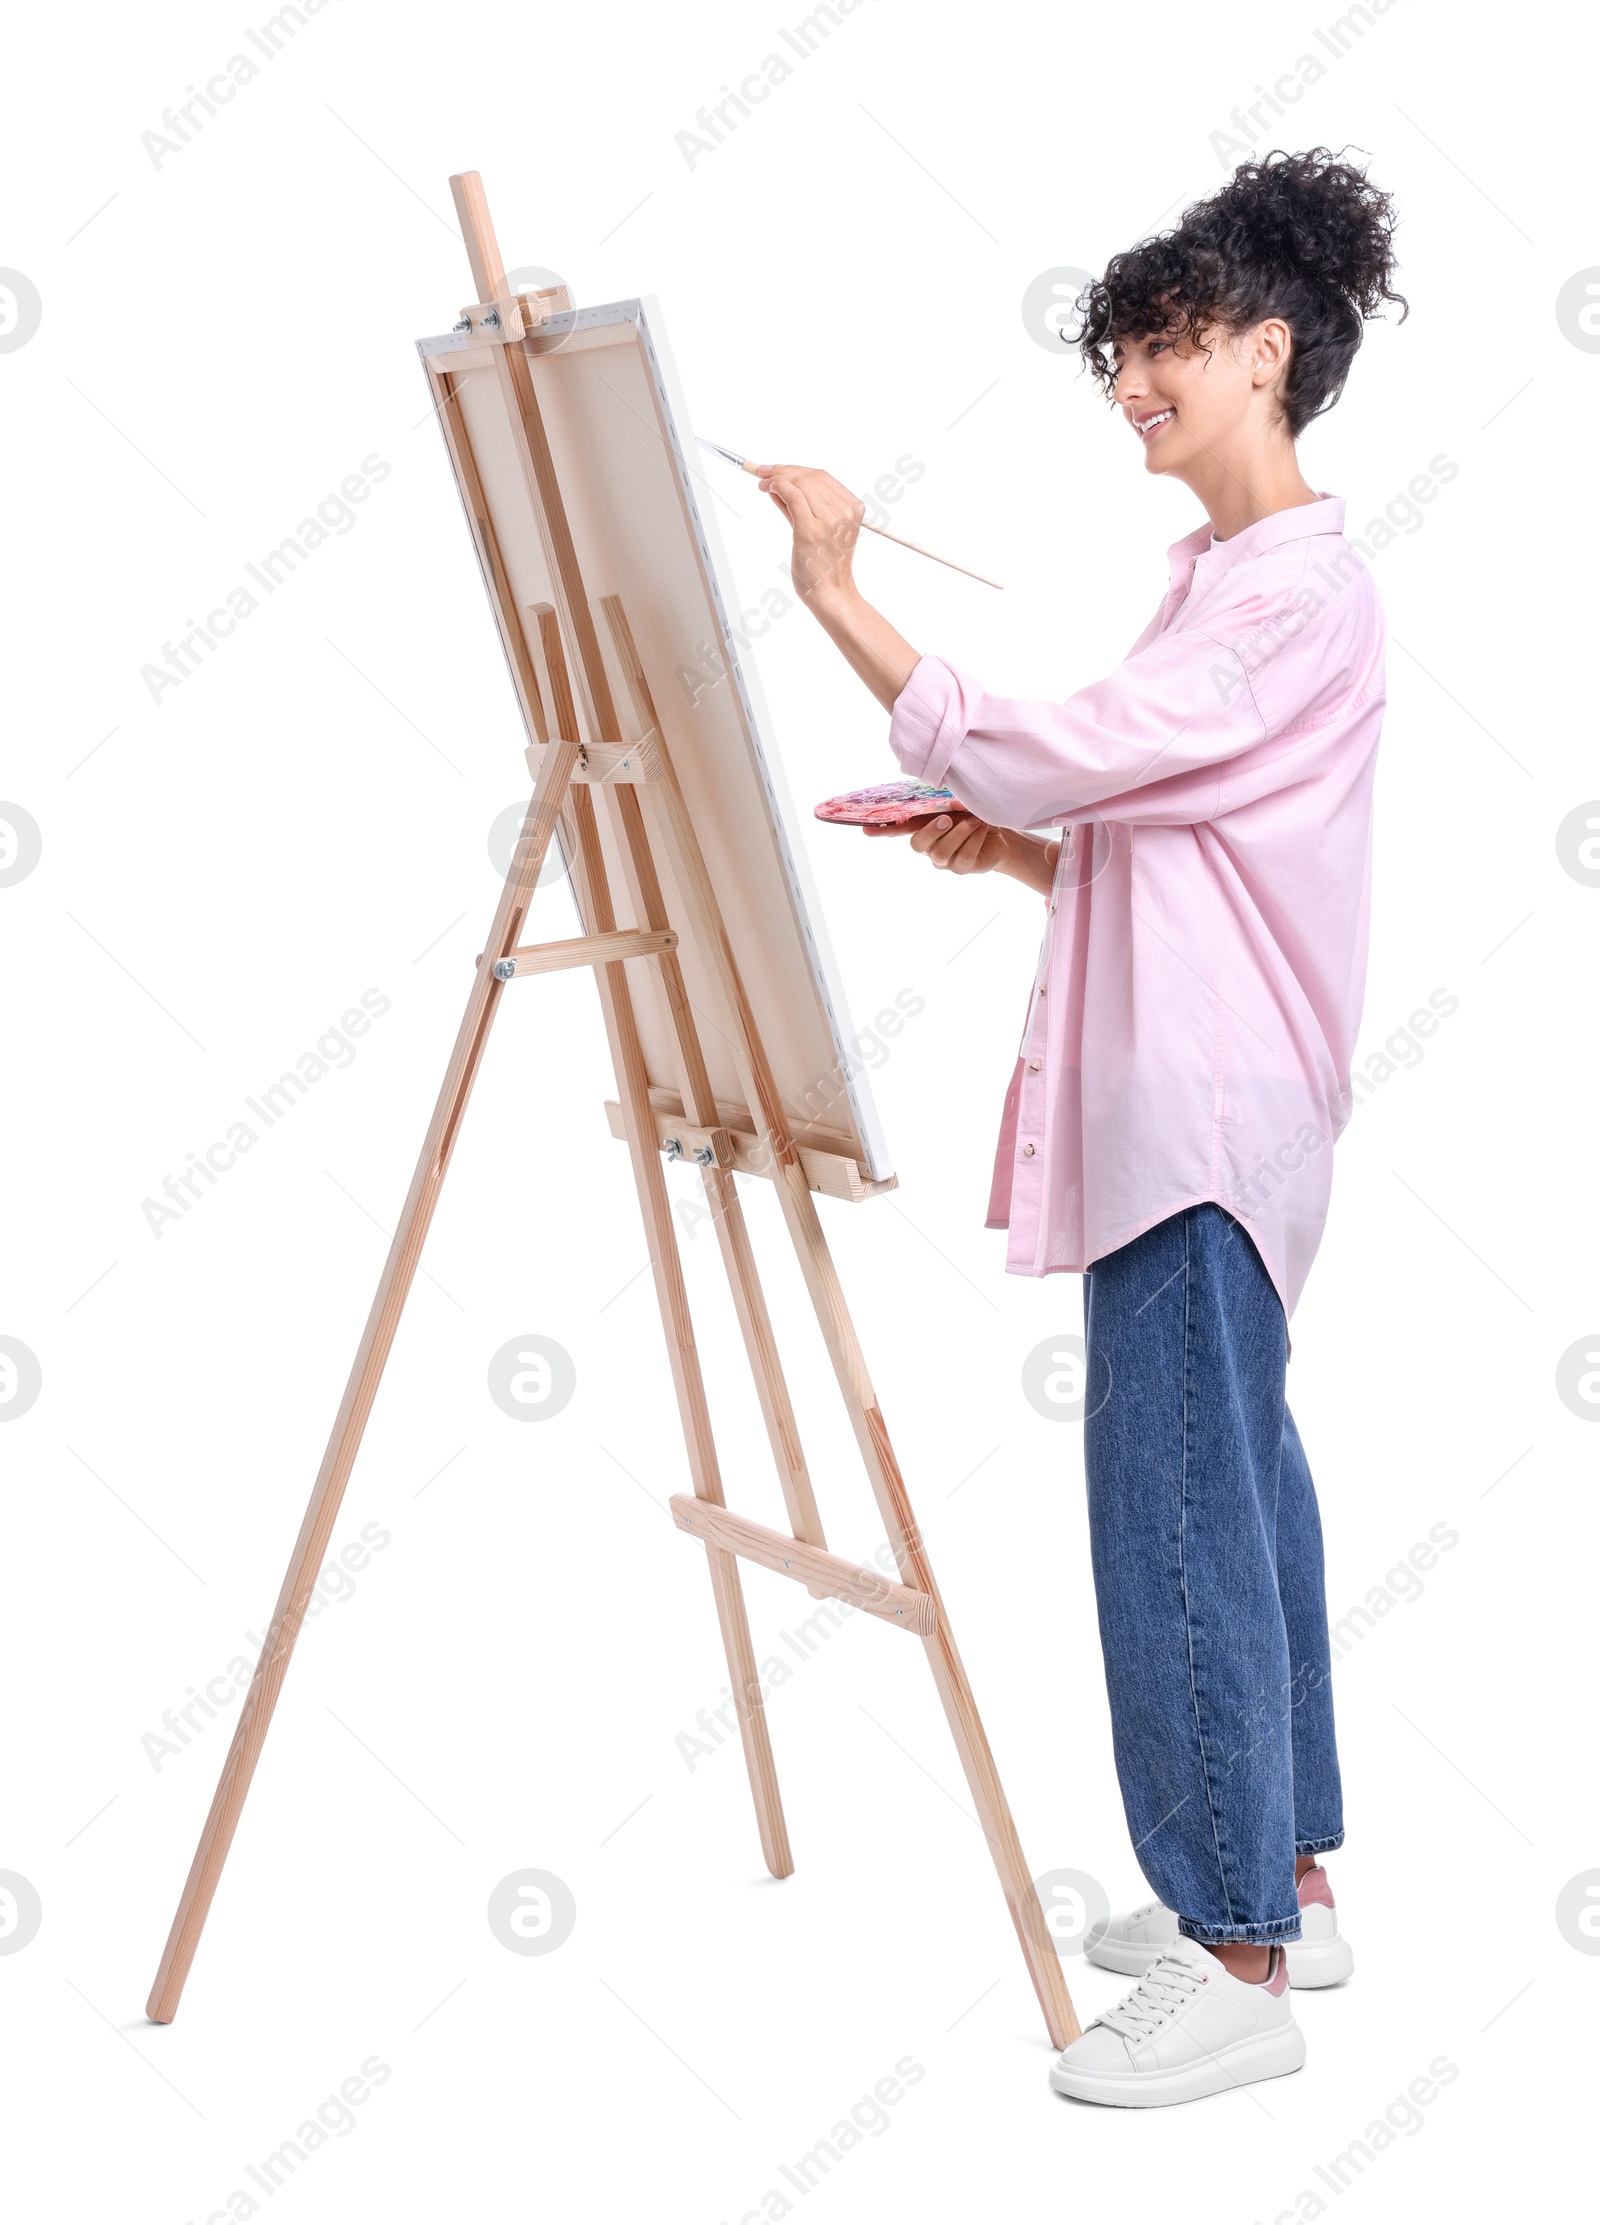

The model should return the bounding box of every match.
[1028,1059,1041,1071]
[1021,1142,1036,1156]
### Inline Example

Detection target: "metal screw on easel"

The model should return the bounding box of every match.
[492,958,517,981]
[662,1137,683,1160]
[453,316,472,332]
[692,1145,716,1166]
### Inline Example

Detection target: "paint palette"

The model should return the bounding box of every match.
[813,780,972,827]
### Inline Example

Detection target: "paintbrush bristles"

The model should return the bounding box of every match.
[696,437,750,470]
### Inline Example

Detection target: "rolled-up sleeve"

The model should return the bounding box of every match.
[888,622,1282,831]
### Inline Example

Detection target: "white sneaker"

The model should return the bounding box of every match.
[1086,1865,1355,1990]
[1050,1939,1305,2108]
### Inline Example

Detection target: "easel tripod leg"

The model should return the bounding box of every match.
[630,738,1078,2044]
[562,785,794,1880]
[594,1009,793,1879]
[758,1231,1077,2039]
[772,1161,1080,2048]
[144,746,579,2023]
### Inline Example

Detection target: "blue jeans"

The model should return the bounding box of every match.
[1083,1202,1344,1945]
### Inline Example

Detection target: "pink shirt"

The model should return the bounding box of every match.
[886,493,1384,1320]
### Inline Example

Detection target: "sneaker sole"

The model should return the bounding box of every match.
[1085,1935,1355,1990]
[1049,2020,1307,2108]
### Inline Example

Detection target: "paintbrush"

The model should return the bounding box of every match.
[696,437,1003,590]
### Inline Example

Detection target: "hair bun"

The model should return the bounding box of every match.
[1074,143,1408,436]
[1222,146,1404,318]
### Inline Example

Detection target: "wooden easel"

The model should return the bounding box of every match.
[144,175,1078,2050]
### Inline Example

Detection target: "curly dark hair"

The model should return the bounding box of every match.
[1073,146,1409,437]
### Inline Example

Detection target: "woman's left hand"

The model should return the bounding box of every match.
[865,814,1059,894]
[866,812,1011,872]
[753,464,864,606]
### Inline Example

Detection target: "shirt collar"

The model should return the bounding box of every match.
[1167,492,1346,582]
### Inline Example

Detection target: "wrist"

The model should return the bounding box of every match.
[995,833,1057,895]
[804,576,863,624]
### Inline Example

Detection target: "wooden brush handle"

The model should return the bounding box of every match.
[742,460,1002,590]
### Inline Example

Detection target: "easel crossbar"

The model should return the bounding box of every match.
[670,1496,937,1633]
[475,926,678,977]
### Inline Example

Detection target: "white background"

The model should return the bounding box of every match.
[2,1,1594,2217]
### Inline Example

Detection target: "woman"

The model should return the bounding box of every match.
[755,146,1407,2107]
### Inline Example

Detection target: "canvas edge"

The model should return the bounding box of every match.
[628,293,895,1187]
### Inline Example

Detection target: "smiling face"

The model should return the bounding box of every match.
[1111,320,1257,475]
[1110,315,1297,490]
